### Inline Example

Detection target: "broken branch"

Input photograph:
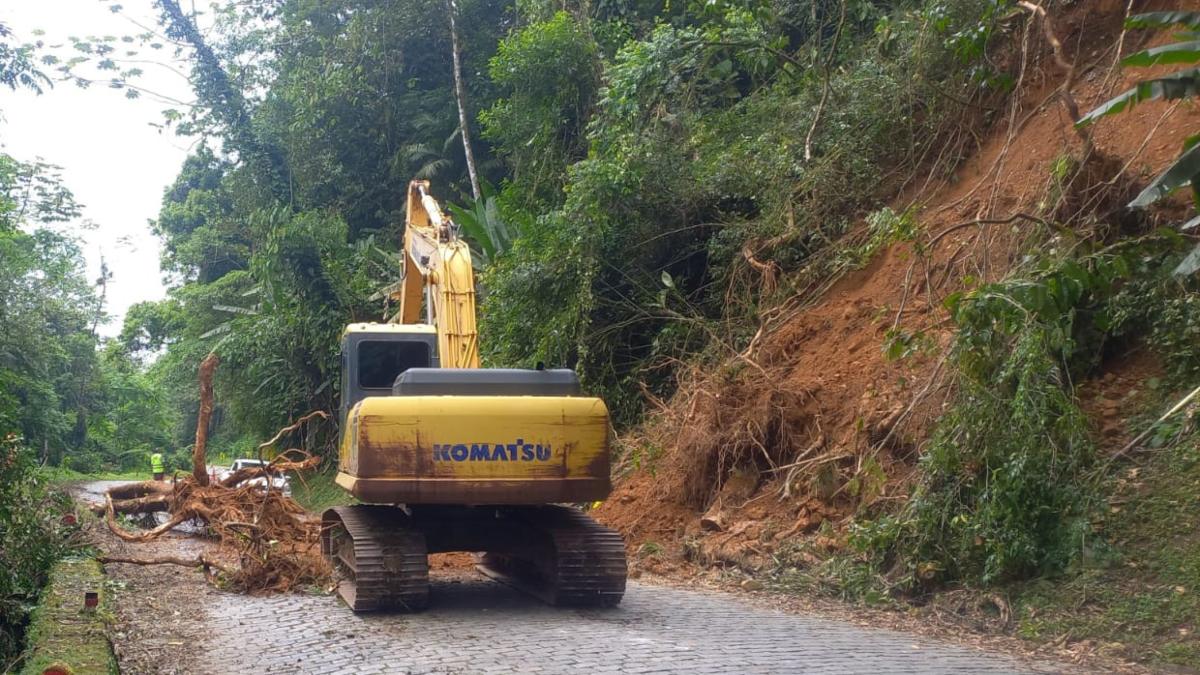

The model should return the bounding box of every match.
[1017,1,1091,149]
[98,554,232,575]
[105,494,190,542]
[256,410,329,453]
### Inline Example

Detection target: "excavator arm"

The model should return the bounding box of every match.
[392,180,480,368]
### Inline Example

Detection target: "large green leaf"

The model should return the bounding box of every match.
[1122,40,1200,67]
[1129,141,1200,207]
[448,184,516,269]
[1077,68,1200,128]
[1125,11,1200,30]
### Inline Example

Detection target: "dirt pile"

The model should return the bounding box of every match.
[595,0,1200,576]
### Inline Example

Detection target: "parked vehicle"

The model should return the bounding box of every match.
[216,459,291,496]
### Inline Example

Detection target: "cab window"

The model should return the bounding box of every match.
[357,340,431,389]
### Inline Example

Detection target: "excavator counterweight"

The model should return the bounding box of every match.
[321,181,627,611]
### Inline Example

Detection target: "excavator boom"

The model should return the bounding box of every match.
[394,180,479,368]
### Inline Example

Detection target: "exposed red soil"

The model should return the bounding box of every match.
[1077,347,1166,454]
[596,0,1200,577]
[429,551,477,572]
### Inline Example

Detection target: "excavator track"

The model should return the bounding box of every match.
[478,505,627,608]
[321,505,429,612]
[322,504,625,611]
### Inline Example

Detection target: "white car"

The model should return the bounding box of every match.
[216,458,291,496]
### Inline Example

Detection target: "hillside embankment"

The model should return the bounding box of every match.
[596,1,1200,667]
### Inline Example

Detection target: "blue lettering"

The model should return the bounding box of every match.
[431,440,555,461]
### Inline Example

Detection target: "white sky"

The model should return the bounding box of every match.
[1,0,195,336]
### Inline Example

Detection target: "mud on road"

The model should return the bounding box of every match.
[78,482,1074,674]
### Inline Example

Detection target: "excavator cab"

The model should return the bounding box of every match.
[338,323,438,429]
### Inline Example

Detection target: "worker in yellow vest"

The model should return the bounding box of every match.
[150,451,164,481]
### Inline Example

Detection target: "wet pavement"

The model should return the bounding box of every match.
[77,482,1075,675]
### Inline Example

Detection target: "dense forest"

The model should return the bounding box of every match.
[29,0,1003,466]
[2,0,934,471]
[4,0,1200,668]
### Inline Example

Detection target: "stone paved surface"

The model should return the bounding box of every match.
[197,578,1064,675]
[80,482,1070,675]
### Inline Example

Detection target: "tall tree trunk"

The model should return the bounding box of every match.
[446,0,481,201]
[155,0,290,203]
[192,352,220,486]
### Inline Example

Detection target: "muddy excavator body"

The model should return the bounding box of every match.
[321,181,626,611]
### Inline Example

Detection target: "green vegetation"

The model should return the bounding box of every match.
[1015,434,1200,667]
[0,436,75,665]
[1,37,176,478]
[38,466,149,484]
[1077,12,1200,224]
[840,9,1200,597]
[0,20,169,664]
[853,245,1146,586]
[19,558,117,675]
[289,469,355,513]
[479,0,997,423]
[26,0,1007,456]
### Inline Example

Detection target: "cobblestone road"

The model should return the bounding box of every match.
[199,578,1063,675]
[81,482,1069,675]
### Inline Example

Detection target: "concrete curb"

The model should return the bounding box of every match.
[19,557,117,675]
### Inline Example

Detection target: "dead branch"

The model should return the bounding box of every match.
[1017,0,1091,150]
[218,448,322,488]
[926,212,1050,251]
[741,245,779,298]
[193,352,220,486]
[98,554,232,575]
[256,410,329,453]
[1110,383,1200,463]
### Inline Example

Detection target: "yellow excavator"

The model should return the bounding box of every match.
[321,180,627,611]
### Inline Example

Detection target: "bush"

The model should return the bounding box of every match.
[853,246,1140,586]
[0,435,72,663]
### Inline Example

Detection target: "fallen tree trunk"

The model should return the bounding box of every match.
[104,481,173,501]
[104,495,191,542]
[89,493,170,515]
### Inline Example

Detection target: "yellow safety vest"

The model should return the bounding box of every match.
[150,453,164,473]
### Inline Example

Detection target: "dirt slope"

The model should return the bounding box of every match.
[595,0,1200,577]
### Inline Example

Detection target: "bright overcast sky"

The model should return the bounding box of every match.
[1,0,195,337]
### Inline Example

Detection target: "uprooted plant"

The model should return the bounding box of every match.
[94,353,332,593]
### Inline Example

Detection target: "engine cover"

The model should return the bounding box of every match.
[337,395,611,505]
